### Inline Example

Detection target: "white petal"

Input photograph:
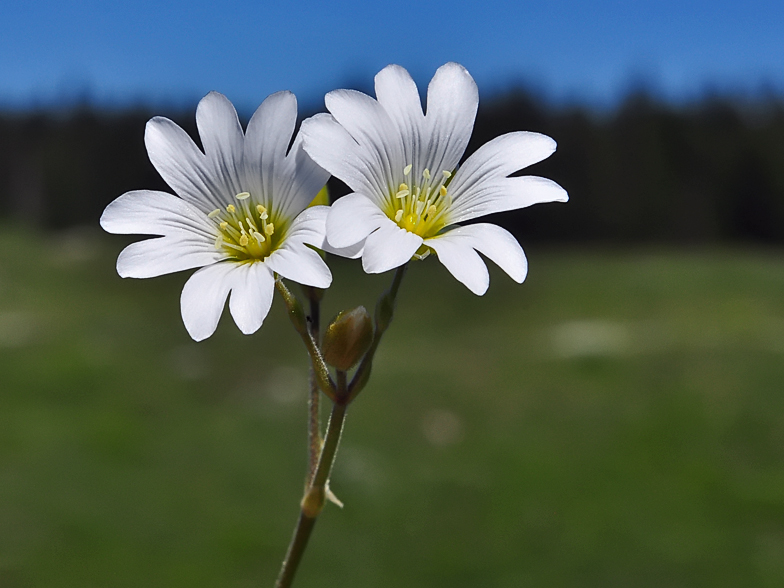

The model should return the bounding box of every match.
[325,89,404,202]
[280,204,360,257]
[196,92,245,197]
[300,113,385,201]
[326,193,388,248]
[100,190,216,239]
[323,239,365,260]
[281,135,331,220]
[228,262,275,336]
[180,262,238,341]
[375,64,425,167]
[425,62,478,174]
[426,232,490,295]
[446,131,558,218]
[285,205,329,246]
[447,176,568,224]
[145,116,227,212]
[243,91,298,213]
[116,235,222,279]
[361,219,423,274]
[428,223,528,283]
[266,244,332,288]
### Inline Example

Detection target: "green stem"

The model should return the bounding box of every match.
[348,264,408,401]
[275,393,348,588]
[275,279,336,400]
[305,289,323,484]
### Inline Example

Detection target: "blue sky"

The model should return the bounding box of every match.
[2,0,783,111]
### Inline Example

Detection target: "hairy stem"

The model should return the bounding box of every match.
[275,279,336,399]
[305,288,323,484]
[275,391,348,588]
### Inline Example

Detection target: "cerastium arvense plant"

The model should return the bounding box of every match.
[101,62,567,587]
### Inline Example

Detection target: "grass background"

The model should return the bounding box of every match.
[1,227,783,587]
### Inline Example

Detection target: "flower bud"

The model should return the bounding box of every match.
[322,306,373,372]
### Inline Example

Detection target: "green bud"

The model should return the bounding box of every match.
[322,306,373,372]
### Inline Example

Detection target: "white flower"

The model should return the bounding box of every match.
[300,63,568,295]
[101,91,333,341]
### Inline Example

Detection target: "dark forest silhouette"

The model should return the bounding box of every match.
[1,90,783,244]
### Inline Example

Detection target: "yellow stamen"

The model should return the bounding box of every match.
[395,209,404,222]
[256,204,267,214]
[427,205,437,217]
[239,234,249,246]
[440,185,448,197]
[226,204,236,214]
[423,169,431,180]
[219,221,229,230]
[398,183,409,192]
[265,223,275,236]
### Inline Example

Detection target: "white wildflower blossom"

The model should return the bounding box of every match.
[301,63,568,295]
[101,91,333,340]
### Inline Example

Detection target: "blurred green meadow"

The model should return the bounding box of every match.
[1,226,784,587]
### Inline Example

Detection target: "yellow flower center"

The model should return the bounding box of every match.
[207,192,283,261]
[386,165,452,239]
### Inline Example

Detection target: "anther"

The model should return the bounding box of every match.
[208,209,221,218]
[235,192,250,200]
[440,185,448,197]
[423,169,431,180]
[265,223,275,236]
[442,170,452,179]
[239,234,249,246]
[396,189,410,199]
[427,205,437,217]
[399,183,409,192]
[256,204,267,214]
[403,164,412,176]
[226,204,236,214]
[219,221,229,230]
[395,209,404,222]
[214,235,223,249]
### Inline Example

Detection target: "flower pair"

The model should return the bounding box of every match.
[101,63,568,341]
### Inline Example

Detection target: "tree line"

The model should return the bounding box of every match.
[1,90,783,244]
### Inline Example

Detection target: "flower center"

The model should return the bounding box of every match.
[387,165,452,238]
[207,192,281,261]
